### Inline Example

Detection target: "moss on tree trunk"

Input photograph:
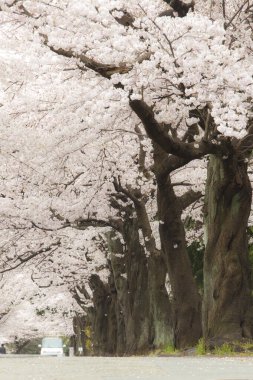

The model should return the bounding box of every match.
[157,174,202,348]
[148,254,173,348]
[203,155,253,345]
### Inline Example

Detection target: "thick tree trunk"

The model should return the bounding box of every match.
[84,219,172,356]
[153,145,202,349]
[108,222,151,354]
[77,274,126,356]
[148,254,174,348]
[88,273,119,355]
[108,218,173,353]
[157,175,202,348]
[131,196,173,349]
[203,155,253,344]
[72,315,91,355]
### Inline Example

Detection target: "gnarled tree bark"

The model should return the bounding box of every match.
[203,155,253,345]
[153,144,202,348]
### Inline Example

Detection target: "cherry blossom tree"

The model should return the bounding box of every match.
[0,1,204,349]
[0,271,78,344]
[37,0,253,344]
[0,0,252,350]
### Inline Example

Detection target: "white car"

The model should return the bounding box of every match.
[39,337,65,357]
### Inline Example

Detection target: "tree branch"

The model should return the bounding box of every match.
[113,176,142,205]
[178,189,202,211]
[152,142,191,179]
[222,0,226,18]
[31,221,70,231]
[0,242,60,274]
[112,177,159,255]
[169,0,195,17]
[225,0,249,29]
[74,217,123,233]
[129,99,212,159]
[42,41,132,79]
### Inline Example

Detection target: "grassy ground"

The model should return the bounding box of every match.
[153,339,253,357]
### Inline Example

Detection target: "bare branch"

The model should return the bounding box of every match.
[74,217,123,233]
[113,176,141,205]
[222,0,226,18]
[172,181,193,187]
[31,221,70,231]
[178,189,202,211]
[63,172,85,188]
[0,242,60,274]
[225,0,249,29]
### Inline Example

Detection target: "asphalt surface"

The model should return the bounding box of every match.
[0,355,253,380]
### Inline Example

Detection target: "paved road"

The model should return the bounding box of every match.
[0,356,253,380]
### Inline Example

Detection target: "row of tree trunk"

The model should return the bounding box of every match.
[73,219,173,355]
[72,153,253,355]
[54,0,253,356]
